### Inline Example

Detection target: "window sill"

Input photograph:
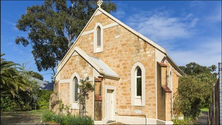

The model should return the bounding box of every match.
[131,104,145,107]
[135,96,142,99]
[94,50,103,53]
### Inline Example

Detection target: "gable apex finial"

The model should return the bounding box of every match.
[97,0,103,8]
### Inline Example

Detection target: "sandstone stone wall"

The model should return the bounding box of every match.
[57,54,94,117]
[156,59,181,121]
[55,10,181,120]
[157,64,166,120]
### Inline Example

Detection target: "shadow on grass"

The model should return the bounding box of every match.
[1,109,46,124]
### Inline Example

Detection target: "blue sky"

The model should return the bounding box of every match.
[1,1,221,82]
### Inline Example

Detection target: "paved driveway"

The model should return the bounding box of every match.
[196,111,208,125]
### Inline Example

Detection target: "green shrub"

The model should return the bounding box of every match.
[0,96,28,112]
[1,97,15,112]
[42,110,54,122]
[42,111,94,125]
[37,90,53,109]
[172,119,193,125]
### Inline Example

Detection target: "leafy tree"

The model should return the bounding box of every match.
[194,72,217,108]
[28,71,44,80]
[78,77,94,117]
[175,76,203,119]
[179,62,216,75]
[15,0,116,75]
[175,62,217,119]
[0,54,30,98]
[0,54,44,111]
[19,63,41,109]
[37,90,53,109]
[0,54,34,110]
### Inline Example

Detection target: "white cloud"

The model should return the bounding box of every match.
[5,21,18,31]
[114,9,126,19]
[185,13,194,20]
[190,18,199,27]
[125,10,199,43]
[123,6,220,68]
[168,37,221,67]
[206,5,221,23]
[12,45,25,55]
[189,1,205,9]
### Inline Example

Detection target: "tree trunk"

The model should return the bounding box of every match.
[68,34,72,48]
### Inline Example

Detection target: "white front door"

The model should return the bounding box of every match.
[106,89,114,120]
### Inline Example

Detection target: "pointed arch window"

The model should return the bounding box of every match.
[169,70,172,90]
[94,23,103,53]
[70,72,80,109]
[131,62,145,106]
[136,67,142,97]
[97,26,101,47]
[74,77,78,102]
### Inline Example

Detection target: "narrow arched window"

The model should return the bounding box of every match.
[97,26,101,47]
[74,77,78,102]
[131,62,145,106]
[94,23,103,53]
[136,67,142,97]
[169,71,172,90]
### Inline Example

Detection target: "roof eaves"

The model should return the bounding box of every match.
[55,47,103,77]
[89,56,120,79]
[56,8,100,71]
[166,55,185,76]
[103,75,120,80]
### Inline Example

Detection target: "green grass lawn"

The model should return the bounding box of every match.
[1,109,48,124]
[201,108,209,112]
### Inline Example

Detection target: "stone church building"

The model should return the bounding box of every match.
[51,1,184,124]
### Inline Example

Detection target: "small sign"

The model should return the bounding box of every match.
[135,110,142,114]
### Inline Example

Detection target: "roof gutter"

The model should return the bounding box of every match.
[165,55,185,76]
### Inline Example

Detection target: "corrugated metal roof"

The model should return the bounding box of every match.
[30,77,53,90]
[30,77,48,88]
[89,56,119,78]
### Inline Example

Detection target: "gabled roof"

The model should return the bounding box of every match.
[97,8,184,76]
[98,8,166,54]
[30,77,50,90]
[56,47,119,79]
[56,7,183,77]
[43,82,54,90]
[89,56,119,79]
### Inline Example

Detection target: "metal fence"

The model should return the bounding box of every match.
[209,63,221,125]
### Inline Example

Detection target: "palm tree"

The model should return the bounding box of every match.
[1,54,32,110]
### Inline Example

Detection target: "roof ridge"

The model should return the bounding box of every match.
[55,7,183,76]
